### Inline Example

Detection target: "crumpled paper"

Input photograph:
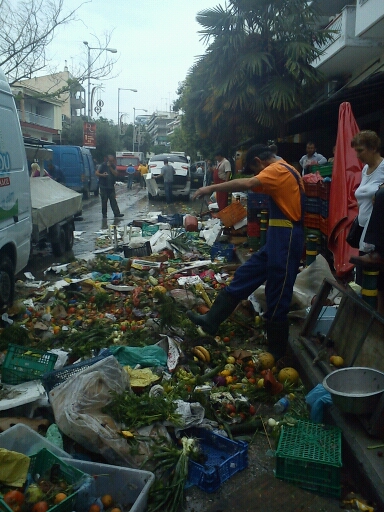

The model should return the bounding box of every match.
[0,448,30,487]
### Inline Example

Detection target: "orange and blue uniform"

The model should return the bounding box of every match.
[226,160,304,322]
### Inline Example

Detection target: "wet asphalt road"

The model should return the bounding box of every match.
[22,181,204,279]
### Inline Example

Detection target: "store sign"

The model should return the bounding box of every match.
[83,122,96,148]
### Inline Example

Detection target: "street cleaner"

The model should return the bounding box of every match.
[188,144,305,361]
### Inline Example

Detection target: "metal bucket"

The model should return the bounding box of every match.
[323,367,384,415]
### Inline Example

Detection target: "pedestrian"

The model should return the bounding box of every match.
[349,130,384,312]
[188,144,304,361]
[126,163,136,190]
[47,161,65,183]
[30,163,50,177]
[350,185,384,315]
[156,158,175,203]
[138,162,148,188]
[206,159,213,186]
[213,150,231,211]
[95,154,124,219]
[299,142,327,175]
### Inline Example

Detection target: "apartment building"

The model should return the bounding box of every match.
[286,0,384,150]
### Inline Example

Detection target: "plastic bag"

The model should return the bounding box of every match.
[305,383,333,423]
[109,345,167,367]
[50,356,140,467]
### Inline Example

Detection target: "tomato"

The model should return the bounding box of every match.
[67,307,76,315]
[3,491,24,508]
[223,336,230,343]
[89,505,101,512]
[249,405,256,415]
[120,324,127,332]
[31,502,49,512]
[225,403,236,414]
[245,371,254,379]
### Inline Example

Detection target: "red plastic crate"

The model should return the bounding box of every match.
[320,216,330,236]
[318,181,331,201]
[304,213,320,229]
[304,182,319,198]
[247,221,260,237]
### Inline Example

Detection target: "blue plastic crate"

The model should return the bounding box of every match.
[247,192,269,210]
[305,197,320,214]
[157,213,184,227]
[186,428,248,493]
[320,199,329,218]
[211,242,235,262]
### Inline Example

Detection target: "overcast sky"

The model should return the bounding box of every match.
[45,0,221,123]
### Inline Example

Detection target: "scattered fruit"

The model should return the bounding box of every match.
[31,502,49,512]
[277,367,299,385]
[89,504,101,512]
[54,493,67,504]
[101,494,113,508]
[330,355,344,367]
[257,352,275,370]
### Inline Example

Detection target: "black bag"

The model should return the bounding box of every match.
[346,216,363,248]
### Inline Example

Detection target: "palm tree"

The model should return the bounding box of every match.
[180,0,333,148]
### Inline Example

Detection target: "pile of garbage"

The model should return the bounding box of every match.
[0,213,339,512]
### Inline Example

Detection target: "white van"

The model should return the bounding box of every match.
[0,67,32,307]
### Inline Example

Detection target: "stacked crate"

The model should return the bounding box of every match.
[303,179,332,256]
[247,192,268,250]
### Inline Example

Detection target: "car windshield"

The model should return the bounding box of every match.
[150,154,188,164]
[117,157,138,166]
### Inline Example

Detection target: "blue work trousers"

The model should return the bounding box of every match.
[227,222,304,322]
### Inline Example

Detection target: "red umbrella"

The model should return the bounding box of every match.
[328,102,363,276]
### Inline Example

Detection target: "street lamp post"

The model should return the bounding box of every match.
[117,88,137,135]
[132,107,148,152]
[83,41,117,119]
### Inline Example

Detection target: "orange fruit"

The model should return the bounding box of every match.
[89,505,101,512]
[54,493,67,504]
[101,495,113,508]
[110,508,121,512]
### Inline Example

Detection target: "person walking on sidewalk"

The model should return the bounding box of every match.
[157,158,175,203]
[126,163,136,190]
[188,144,304,360]
[213,150,232,211]
[96,155,124,219]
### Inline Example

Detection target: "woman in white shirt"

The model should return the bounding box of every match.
[351,130,384,311]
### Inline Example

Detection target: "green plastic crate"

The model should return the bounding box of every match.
[141,223,159,237]
[275,420,342,498]
[1,344,58,385]
[312,163,333,177]
[0,449,87,512]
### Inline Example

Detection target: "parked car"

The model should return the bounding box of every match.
[44,145,98,199]
[190,161,207,190]
[147,153,191,200]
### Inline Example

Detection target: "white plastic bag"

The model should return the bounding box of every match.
[50,356,139,466]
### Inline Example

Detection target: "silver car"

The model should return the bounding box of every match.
[147,153,191,200]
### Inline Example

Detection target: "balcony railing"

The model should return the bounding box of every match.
[315,12,343,53]
[17,110,54,129]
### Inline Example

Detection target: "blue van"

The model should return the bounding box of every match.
[45,145,98,199]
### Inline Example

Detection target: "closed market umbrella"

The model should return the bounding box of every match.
[328,102,363,276]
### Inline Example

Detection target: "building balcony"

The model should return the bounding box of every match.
[355,0,384,38]
[17,109,54,129]
[70,97,85,109]
[313,4,384,77]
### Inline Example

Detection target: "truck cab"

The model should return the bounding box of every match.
[115,152,141,181]
[0,67,32,307]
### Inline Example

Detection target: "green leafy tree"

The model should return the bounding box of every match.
[177,0,333,152]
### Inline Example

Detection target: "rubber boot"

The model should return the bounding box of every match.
[265,319,290,361]
[187,289,239,336]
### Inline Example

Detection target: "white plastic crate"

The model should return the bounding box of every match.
[0,423,71,458]
[61,459,154,512]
